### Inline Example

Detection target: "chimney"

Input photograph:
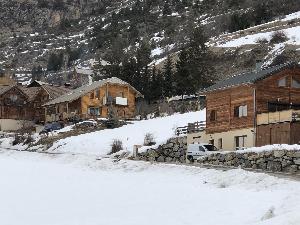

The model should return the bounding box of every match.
[255,59,263,71]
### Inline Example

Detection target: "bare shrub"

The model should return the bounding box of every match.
[255,37,268,45]
[144,133,156,146]
[12,121,35,145]
[269,31,288,44]
[110,139,123,154]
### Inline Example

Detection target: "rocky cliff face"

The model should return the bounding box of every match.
[0,0,104,38]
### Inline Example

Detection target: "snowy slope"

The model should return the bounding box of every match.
[48,110,205,155]
[212,10,300,48]
[0,150,299,225]
[218,26,300,47]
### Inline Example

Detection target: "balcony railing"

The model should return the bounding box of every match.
[175,121,206,136]
[103,96,128,106]
[257,110,300,125]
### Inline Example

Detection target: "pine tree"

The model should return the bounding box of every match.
[31,65,43,81]
[162,55,174,97]
[162,1,172,16]
[136,39,152,69]
[150,66,163,101]
[175,48,192,96]
[187,26,214,91]
[174,26,214,96]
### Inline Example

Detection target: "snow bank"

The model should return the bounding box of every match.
[240,144,300,153]
[0,150,300,225]
[282,11,300,21]
[49,110,205,155]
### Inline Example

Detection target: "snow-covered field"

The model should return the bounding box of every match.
[48,111,205,155]
[0,150,300,225]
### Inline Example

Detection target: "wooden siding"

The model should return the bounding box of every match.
[291,123,300,144]
[206,67,300,134]
[256,122,300,146]
[80,83,137,119]
[256,123,291,146]
[255,68,300,113]
[45,83,138,121]
[206,85,254,134]
[0,87,33,120]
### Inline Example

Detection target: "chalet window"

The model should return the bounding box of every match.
[9,94,18,102]
[209,139,214,146]
[292,78,300,88]
[210,110,217,121]
[234,105,247,117]
[96,89,100,99]
[90,91,95,99]
[278,77,287,87]
[235,135,247,150]
[88,107,100,116]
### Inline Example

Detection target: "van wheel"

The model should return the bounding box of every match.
[187,156,194,163]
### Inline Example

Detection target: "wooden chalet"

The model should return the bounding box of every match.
[43,77,143,122]
[188,62,300,150]
[0,81,70,130]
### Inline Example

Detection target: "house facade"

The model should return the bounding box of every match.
[188,62,300,150]
[0,81,70,130]
[43,77,143,122]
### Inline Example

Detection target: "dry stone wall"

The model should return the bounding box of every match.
[137,136,187,163]
[197,150,300,173]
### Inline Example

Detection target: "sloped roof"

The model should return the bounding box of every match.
[202,62,300,93]
[0,85,15,95]
[43,77,143,106]
[18,86,40,101]
[42,85,70,99]
[27,80,49,87]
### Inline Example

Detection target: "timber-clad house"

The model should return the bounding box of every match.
[0,81,70,130]
[188,62,300,150]
[43,77,143,122]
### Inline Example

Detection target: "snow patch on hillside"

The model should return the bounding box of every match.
[218,26,300,47]
[48,110,205,155]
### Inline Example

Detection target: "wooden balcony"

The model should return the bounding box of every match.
[257,110,300,125]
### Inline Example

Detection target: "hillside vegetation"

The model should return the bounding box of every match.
[0,0,300,99]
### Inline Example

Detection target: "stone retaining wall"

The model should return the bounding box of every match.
[137,136,187,163]
[197,150,300,173]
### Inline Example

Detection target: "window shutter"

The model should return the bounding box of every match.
[243,105,247,116]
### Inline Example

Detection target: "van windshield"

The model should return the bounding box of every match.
[204,145,218,151]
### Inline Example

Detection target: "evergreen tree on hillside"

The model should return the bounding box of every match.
[120,58,136,83]
[175,48,192,96]
[136,39,152,69]
[31,65,43,81]
[162,55,174,97]
[174,26,214,96]
[187,26,214,90]
[47,53,63,71]
[150,66,164,101]
[163,1,172,16]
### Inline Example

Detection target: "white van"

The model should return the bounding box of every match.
[187,143,218,162]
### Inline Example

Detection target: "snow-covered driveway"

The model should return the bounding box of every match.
[0,150,300,225]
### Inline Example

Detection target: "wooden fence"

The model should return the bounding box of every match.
[175,121,206,136]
